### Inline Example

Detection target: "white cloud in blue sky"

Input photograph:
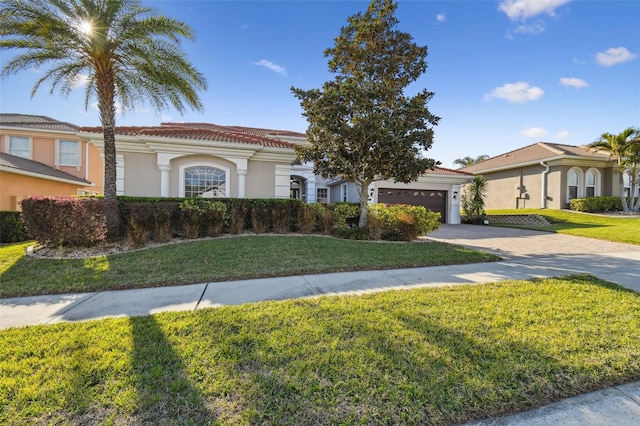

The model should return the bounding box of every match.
[436,13,446,23]
[499,0,571,20]
[560,77,588,89]
[595,47,638,67]
[253,59,287,76]
[513,21,545,35]
[555,131,571,140]
[521,127,549,138]
[484,82,544,103]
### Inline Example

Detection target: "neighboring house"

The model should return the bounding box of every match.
[460,142,633,210]
[0,114,103,211]
[326,167,472,224]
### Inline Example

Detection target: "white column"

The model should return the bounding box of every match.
[116,154,125,196]
[306,175,317,203]
[449,184,461,225]
[275,164,292,198]
[159,165,171,197]
[237,169,247,198]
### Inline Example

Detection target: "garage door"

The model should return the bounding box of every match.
[378,188,447,223]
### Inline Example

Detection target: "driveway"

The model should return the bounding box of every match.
[425,224,640,292]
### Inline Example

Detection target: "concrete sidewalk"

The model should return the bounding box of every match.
[2,224,640,424]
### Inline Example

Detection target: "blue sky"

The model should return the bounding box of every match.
[1,0,638,168]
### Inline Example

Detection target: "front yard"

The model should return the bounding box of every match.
[0,235,498,298]
[486,209,640,245]
[1,274,639,425]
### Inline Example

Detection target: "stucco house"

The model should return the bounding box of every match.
[0,114,103,210]
[460,142,637,210]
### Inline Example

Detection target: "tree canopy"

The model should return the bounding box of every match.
[453,155,490,168]
[0,0,207,199]
[291,0,440,226]
[588,127,640,212]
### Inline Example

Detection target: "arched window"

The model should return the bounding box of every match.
[184,165,227,198]
[567,168,580,200]
[585,169,600,197]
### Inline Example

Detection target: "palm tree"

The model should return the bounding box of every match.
[453,154,489,168]
[461,175,487,223]
[588,127,639,212]
[0,0,207,199]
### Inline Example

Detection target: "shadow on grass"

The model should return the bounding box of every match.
[128,315,215,424]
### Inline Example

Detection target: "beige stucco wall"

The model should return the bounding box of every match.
[121,152,162,196]
[246,160,277,198]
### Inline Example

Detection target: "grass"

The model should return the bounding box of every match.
[0,235,498,298]
[1,274,639,425]
[486,209,640,245]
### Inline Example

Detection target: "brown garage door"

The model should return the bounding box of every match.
[378,188,447,223]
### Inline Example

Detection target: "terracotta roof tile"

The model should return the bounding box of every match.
[427,166,473,176]
[79,123,299,149]
[461,142,611,173]
[0,152,91,185]
[0,113,79,132]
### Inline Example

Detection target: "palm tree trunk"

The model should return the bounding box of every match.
[619,168,630,212]
[97,70,117,200]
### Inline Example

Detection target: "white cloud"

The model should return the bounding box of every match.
[484,82,544,103]
[436,13,446,22]
[555,130,571,140]
[254,59,287,76]
[514,21,545,35]
[70,73,90,89]
[521,127,549,138]
[499,0,571,20]
[559,77,588,89]
[595,47,638,66]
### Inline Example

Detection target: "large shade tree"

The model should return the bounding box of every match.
[588,127,640,212]
[292,0,440,227]
[0,0,207,199]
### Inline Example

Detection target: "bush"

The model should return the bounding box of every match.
[272,205,292,234]
[0,211,30,243]
[200,201,226,237]
[228,200,248,234]
[298,204,318,234]
[21,197,115,247]
[570,196,625,212]
[335,226,371,240]
[251,201,271,233]
[179,199,203,239]
[330,202,360,230]
[369,204,440,241]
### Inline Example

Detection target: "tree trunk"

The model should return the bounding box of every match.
[619,168,630,212]
[97,71,117,200]
[354,178,370,228]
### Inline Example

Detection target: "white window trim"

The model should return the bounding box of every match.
[567,167,584,202]
[8,135,32,159]
[179,162,231,198]
[56,139,81,169]
[340,183,348,202]
[584,168,601,197]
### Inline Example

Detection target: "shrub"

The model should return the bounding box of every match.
[251,201,271,233]
[366,211,384,240]
[127,215,150,248]
[335,226,371,240]
[228,200,248,234]
[179,199,203,239]
[369,203,440,241]
[0,211,30,243]
[570,196,625,212]
[330,202,360,230]
[200,201,226,237]
[319,207,334,235]
[20,197,114,247]
[272,205,291,234]
[298,204,317,234]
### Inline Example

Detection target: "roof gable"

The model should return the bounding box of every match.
[0,152,91,185]
[0,113,79,132]
[461,142,611,173]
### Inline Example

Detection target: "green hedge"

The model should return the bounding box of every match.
[569,196,630,212]
[0,211,30,243]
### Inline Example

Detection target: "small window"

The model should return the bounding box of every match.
[59,140,80,166]
[585,171,596,197]
[568,170,579,200]
[316,187,328,202]
[9,136,30,158]
[340,183,348,202]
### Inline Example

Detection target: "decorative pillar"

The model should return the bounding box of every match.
[237,169,248,198]
[306,175,317,203]
[449,184,461,225]
[159,165,171,197]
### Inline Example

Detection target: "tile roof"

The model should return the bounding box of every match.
[162,122,307,138]
[0,152,91,185]
[461,142,612,173]
[79,123,300,149]
[0,113,79,132]
[426,166,473,176]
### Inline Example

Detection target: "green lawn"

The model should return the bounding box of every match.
[486,209,640,245]
[1,274,639,425]
[0,236,498,298]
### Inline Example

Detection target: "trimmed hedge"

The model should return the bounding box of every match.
[0,211,30,243]
[369,203,441,241]
[569,196,633,212]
